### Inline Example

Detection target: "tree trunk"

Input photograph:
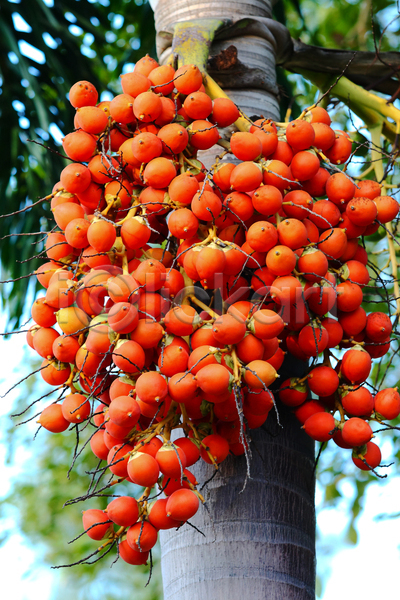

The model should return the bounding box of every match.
[152,2,316,598]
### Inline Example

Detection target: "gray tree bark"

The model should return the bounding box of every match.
[152,2,316,598]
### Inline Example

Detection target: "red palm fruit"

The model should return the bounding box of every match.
[120,70,151,96]
[210,97,240,126]
[169,173,199,205]
[156,444,187,477]
[164,305,200,336]
[168,208,198,239]
[187,346,218,374]
[246,221,278,253]
[364,332,391,357]
[107,496,139,527]
[262,337,280,360]
[77,183,104,211]
[290,150,320,181]
[158,344,189,377]
[244,360,277,389]
[45,232,73,262]
[270,140,293,165]
[45,279,75,310]
[62,130,96,162]
[338,307,367,337]
[303,167,330,197]
[196,364,231,395]
[112,340,145,374]
[266,245,296,276]
[317,227,347,259]
[196,246,226,281]
[118,138,141,166]
[308,366,339,397]
[354,179,381,199]
[250,118,277,133]
[251,266,275,294]
[175,438,200,467]
[213,162,235,193]
[341,387,374,417]
[253,129,278,157]
[168,372,198,403]
[174,63,202,93]
[309,106,331,124]
[138,437,163,458]
[340,238,359,262]
[365,312,392,342]
[248,309,284,340]
[87,220,116,253]
[138,292,170,320]
[188,119,220,150]
[298,322,329,356]
[271,275,303,306]
[32,327,59,358]
[341,417,372,446]
[110,378,135,401]
[134,55,159,76]
[240,241,265,269]
[279,378,308,407]
[336,281,363,312]
[135,258,166,292]
[60,163,91,194]
[41,359,71,386]
[64,218,90,249]
[294,400,325,424]
[108,303,138,334]
[277,218,308,249]
[309,200,341,229]
[352,245,368,266]
[304,412,335,442]
[76,105,108,134]
[158,123,189,154]
[148,64,175,94]
[36,262,59,289]
[224,191,254,222]
[191,189,222,221]
[242,409,269,429]
[62,393,91,423]
[108,274,140,304]
[119,539,149,565]
[200,434,230,464]
[130,319,164,349]
[127,451,160,487]
[236,334,265,364]
[39,404,70,433]
[286,119,315,150]
[346,196,378,226]
[121,216,151,250]
[374,388,400,420]
[190,325,219,349]
[52,334,80,363]
[303,218,319,244]
[212,314,246,345]
[108,396,140,428]
[341,347,371,384]
[230,132,262,161]
[320,318,343,348]
[131,132,162,162]
[166,489,199,522]
[325,132,352,164]
[263,160,292,191]
[283,189,313,220]
[133,91,162,122]
[297,248,328,283]
[217,418,243,444]
[352,441,381,471]
[75,345,105,377]
[127,521,158,552]
[338,214,366,239]
[69,80,98,107]
[148,499,181,530]
[325,172,355,205]
[311,122,335,151]
[136,372,168,404]
[143,157,176,188]
[229,162,263,193]
[90,430,109,460]
[304,275,337,315]
[88,155,119,185]
[82,509,112,541]
[222,244,246,277]
[374,195,399,222]
[104,178,133,210]
[244,388,274,416]
[31,297,57,327]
